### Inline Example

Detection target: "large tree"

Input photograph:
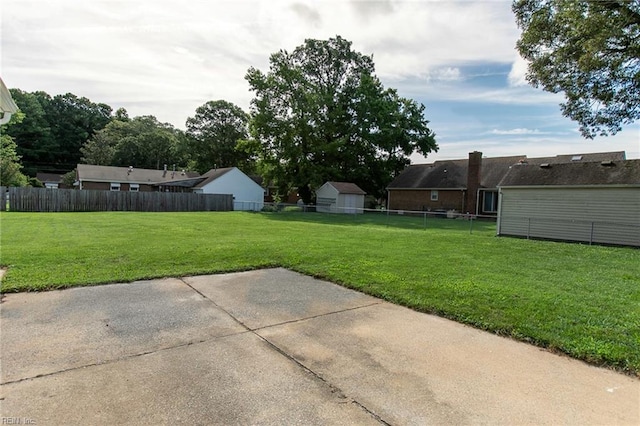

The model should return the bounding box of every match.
[7,90,112,174]
[513,0,640,138]
[185,100,251,173]
[0,113,29,187]
[246,36,437,202]
[81,115,185,170]
[46,93,112,169]
[6,90,56,176]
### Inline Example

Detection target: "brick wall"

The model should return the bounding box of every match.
[388,189,465,211]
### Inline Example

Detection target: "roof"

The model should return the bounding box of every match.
[325,181,367,195]
[523,151,626,165]
[0,78,18,115]
[387,151,626,190]
[498,160,640,187]
[387,156,522,189]
[77,164,200,184]
[192,167,234,189]
[36,173,65,183]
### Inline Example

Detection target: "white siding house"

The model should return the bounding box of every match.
[193,167,264,211]
[316,181,366,214]
[497,160,640,246]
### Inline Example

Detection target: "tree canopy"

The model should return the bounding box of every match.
[1,112,29,187]
[513,0,640,138]
[81,115,187,170]
[185,100,251,173]
[246,36,437,202]
[7,90,112,174]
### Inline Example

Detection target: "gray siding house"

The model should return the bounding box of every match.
[497,160,640,246]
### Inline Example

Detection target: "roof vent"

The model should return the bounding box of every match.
[601,160,614,166]
[571,155,582,161]
[540,163,551,168]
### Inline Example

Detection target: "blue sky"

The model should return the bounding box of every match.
[2,0,638,162]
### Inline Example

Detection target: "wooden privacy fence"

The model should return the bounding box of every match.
[5,187,233,212]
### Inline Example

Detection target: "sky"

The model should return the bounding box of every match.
[2,0,639,163]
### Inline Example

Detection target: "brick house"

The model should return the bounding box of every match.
[387,151,626,216]
[76,164,200,192]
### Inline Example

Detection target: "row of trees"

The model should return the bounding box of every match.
[3,36,437,201]
[4,2,640,197]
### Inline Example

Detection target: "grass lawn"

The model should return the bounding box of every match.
[1,211,639,375]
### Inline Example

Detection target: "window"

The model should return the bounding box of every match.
[110,183,121,191]
[129,184,139,192]
[482,191,498,213]
[430,190,438,201]
[45,183,58,189]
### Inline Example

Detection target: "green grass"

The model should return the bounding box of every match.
[1,211,639,375]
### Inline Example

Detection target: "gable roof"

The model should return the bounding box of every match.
[325,181,367,195]
[36,172,65,183]
[499,160,640,187]
[77,164,200,184]
[192,167,234,189]
[387,151,627,190]
[387,156,522,189]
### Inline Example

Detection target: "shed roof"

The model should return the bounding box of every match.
[326,182,366,195]
[77,164,200,184]
[498,160,640,187]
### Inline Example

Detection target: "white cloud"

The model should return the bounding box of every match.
[508,55,529,87]
[3,0,639,161]
[432,67,462,82]
[489,128,543,135]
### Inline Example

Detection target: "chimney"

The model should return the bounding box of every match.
[163,164,167,177]
[465,151,482,214]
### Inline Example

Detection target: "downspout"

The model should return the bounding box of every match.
[461,189,466,213]
[496,188,503,235]
[476,188,481,216]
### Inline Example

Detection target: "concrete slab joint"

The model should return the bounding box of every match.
[1,268,638,425]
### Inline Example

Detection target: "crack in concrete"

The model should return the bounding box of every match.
[3,276,392,424]
[0,330,251,386]
[179,277,391,425]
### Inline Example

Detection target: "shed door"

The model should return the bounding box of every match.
[344,194,358,214]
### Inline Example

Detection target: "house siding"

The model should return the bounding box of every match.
[80,181,155,192]
[497,187,640,246]
[388,189,465,212]
[196,168,264,211]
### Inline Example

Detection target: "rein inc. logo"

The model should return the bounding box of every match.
[1,418,36,425]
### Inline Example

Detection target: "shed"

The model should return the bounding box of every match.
[193,167,265,211]
[316,182,366,214]
[496,160,640,246]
